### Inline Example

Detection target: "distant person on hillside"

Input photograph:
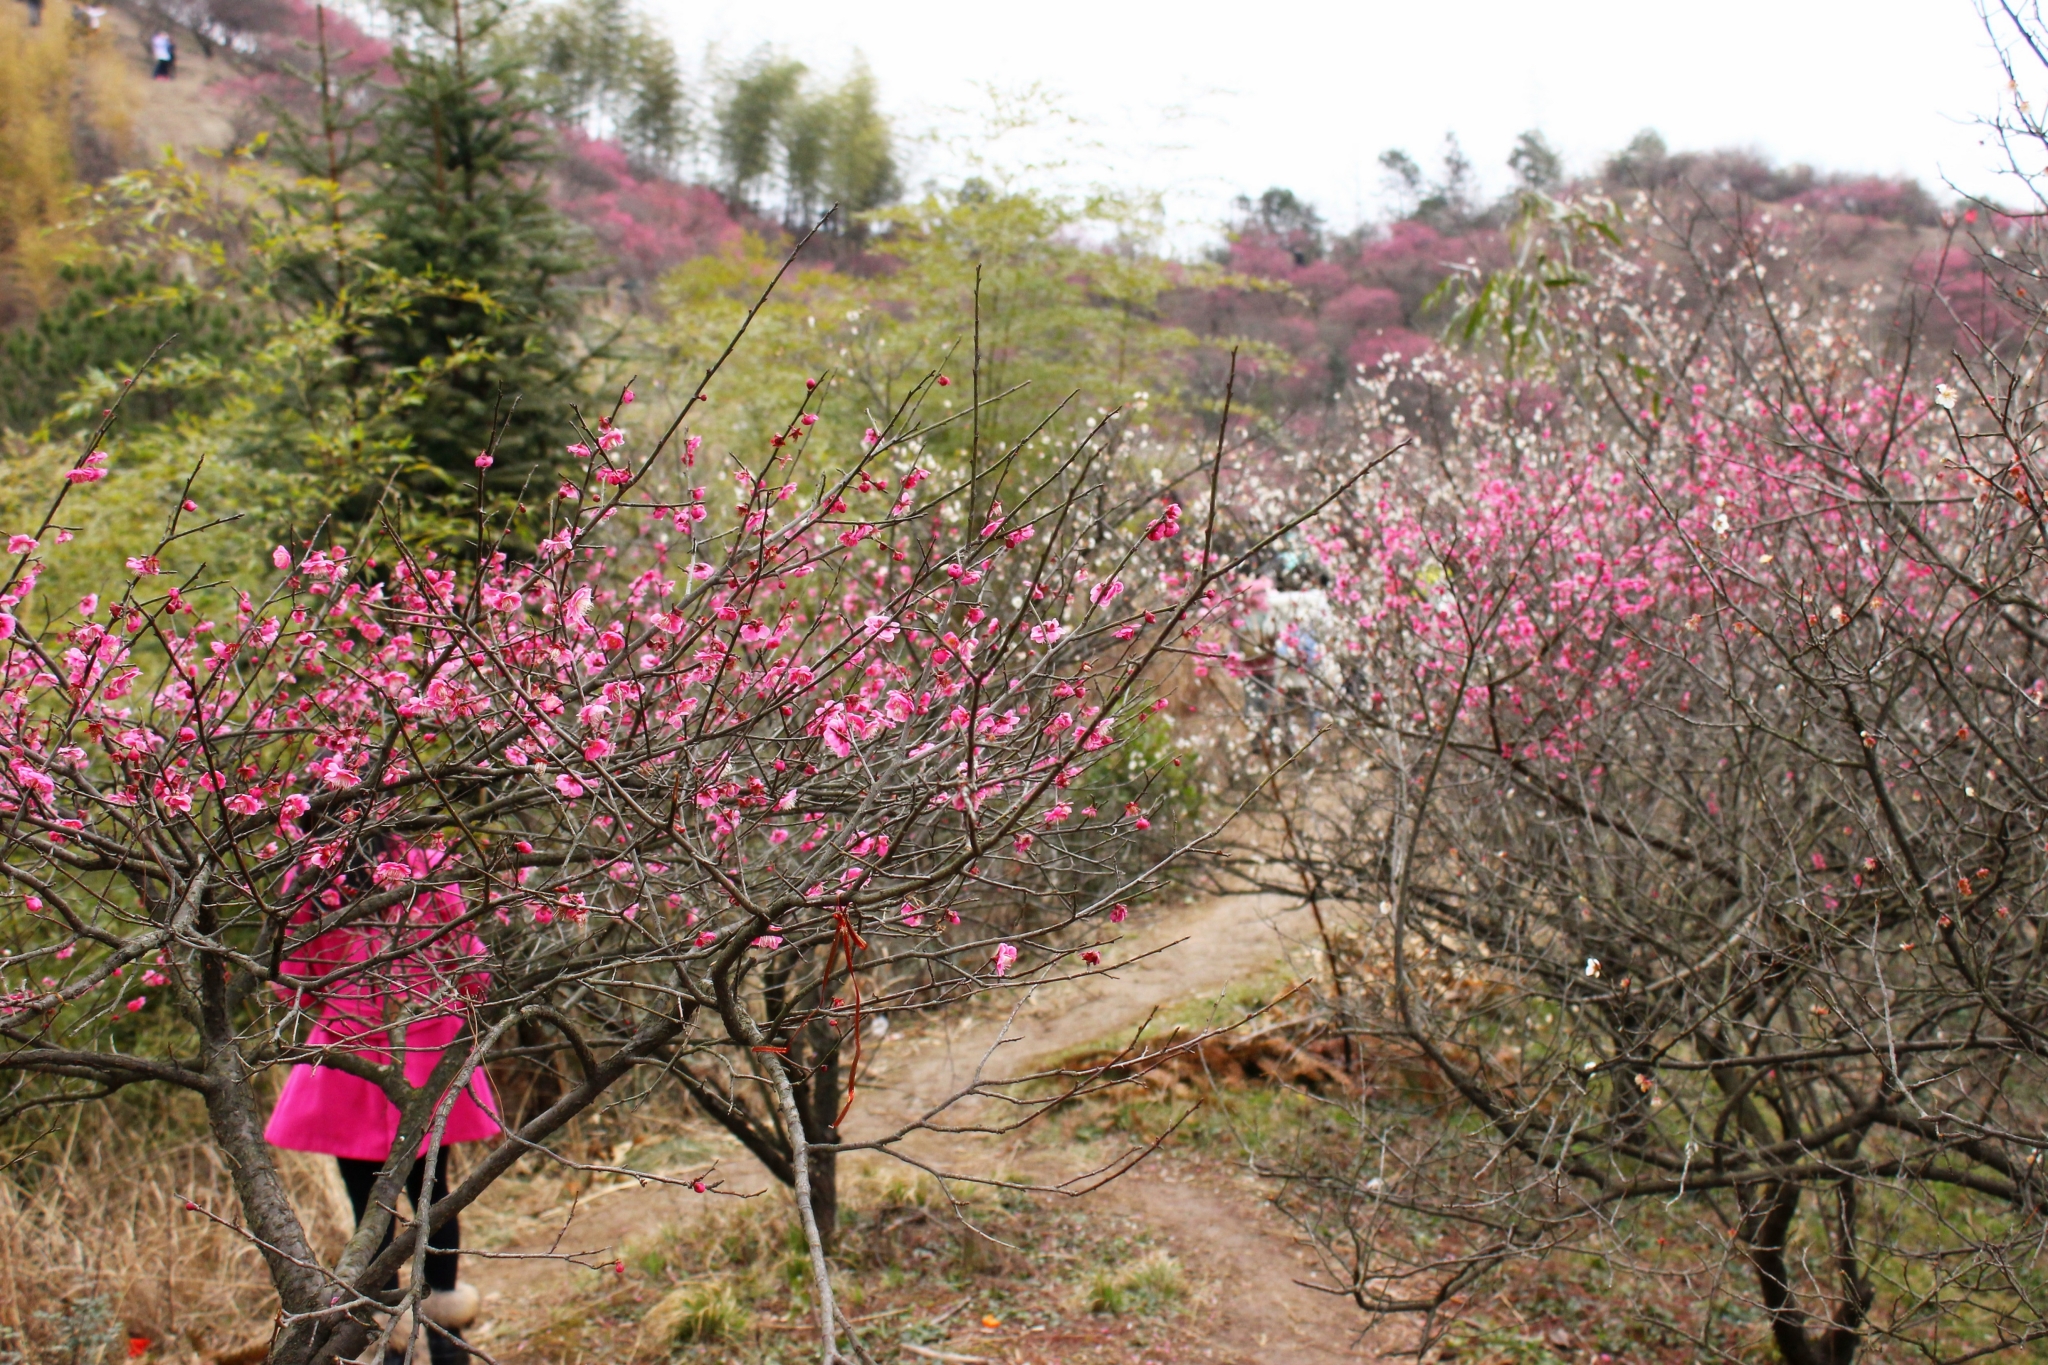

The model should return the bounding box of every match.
[25,0,42,27]
[149,29,172,78]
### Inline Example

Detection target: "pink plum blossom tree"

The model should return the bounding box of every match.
[1224,175,2048,1364]
[0,289,1354,1363]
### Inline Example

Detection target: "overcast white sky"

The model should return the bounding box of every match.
[647,0,2015,248]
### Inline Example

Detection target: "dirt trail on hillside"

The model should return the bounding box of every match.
[104,6,241,162]
[472,886,1390,1361]
[851,891,1308,1124]
[856,896,1384,1365]
[844,889,1387,1363]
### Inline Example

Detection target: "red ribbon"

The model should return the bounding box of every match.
[821,906,869,1127]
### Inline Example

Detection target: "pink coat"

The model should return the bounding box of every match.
[265,841,502,1161]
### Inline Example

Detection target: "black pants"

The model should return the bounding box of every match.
[336,1150,460,1293]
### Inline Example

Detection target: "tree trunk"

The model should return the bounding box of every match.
[197,1009,327,1363]
[497,1016,566,1127]
[1741,1179,1865,1365]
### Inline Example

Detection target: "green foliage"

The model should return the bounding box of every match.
[0,400,303,623]
[1382,129,1569,233]
[716,53,804,208]
[643,1280,752,1346]
[0,0,602,560]
[9,151,488,592]
[0,259,240,432]
[262,0,383,196]
[1229,187,1323,259]
[1604,128,1670,185]
[1379,134,1480,230]
[1508,129,1564,193]
[0,162,313,598]
[1086,1251,1185,1314]
[1429,190,1622,374]
[657,185,1211,482]
[630,1199,786,1279]
[795,64,897,224]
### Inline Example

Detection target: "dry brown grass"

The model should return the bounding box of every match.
[470,1156,1203,1365]
[0,1091,354,1364]
[1,1076,1202,1364]
[0,1068,722,1365]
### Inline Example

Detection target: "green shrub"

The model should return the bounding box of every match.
[1086,1250,1185,1315]
[638,1279,750,1349]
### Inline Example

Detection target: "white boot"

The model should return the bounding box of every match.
[420,1283,480,1332]
[386,1283,478,1364]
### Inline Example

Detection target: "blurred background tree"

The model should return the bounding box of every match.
[0,11,133,326]
[1507,128,1563,193]
[655,182,1227,486]
[713,49,899,231]
[509,0,688,175]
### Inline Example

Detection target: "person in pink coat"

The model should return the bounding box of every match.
[266,833,499,1365]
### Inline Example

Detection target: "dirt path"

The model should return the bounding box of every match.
[471,886,1389,1360]
[842,890,1385,1364]
[1100,1163,1388,1364]
[851,890,1308,1130]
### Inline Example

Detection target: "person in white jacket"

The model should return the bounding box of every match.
[1240,544,1342,744]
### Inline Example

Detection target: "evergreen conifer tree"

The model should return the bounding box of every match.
[359,0,587,530]
[0,259,240,432]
